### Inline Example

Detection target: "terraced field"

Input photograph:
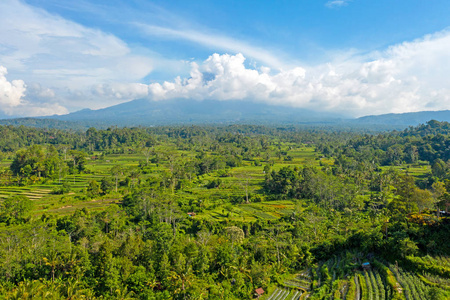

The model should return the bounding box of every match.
[274,254,450,300]
[266,287,303,300]
[198,200,297,222]
[264,272,310,300]
[284,275,311,291]
[0,186,51,200]
[0,174,104,200]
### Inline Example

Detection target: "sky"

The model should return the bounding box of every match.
[1,0,450,118]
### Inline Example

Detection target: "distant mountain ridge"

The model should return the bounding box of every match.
[354,110,450,126]
[1,98,450,129]
[44,98,346,126]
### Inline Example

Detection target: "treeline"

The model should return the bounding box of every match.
[318,120,450,167]
[0,124,357,154]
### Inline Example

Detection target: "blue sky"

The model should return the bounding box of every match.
[1,0,450,117]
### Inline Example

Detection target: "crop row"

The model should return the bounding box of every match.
[405,256,450,278]
[300,256,450,300]
[419,273,450,289]
[389,264,430,300]
[284,279,310,290]
[419,255,450,268]
[266,288,302,300]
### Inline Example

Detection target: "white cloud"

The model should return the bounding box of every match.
[136,24,288,70]
[0,66,26,109]
[10,102,69,117]
[0,0,154,110]
[92,83,149,100]
[0,65,68,116]
[325,1,351,8]
[27,83,56,99]
[140,30,450,117]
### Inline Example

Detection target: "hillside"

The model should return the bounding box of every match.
[354,110,450,126]
[46,98,345,126]
[3,100,450,130]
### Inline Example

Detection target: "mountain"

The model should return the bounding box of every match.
[354,110,450,126]
[1,99,450,130]
[43,98,346,126]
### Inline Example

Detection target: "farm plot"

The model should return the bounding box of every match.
[265,288,301,300]
[264,272,310,300]
[0,172,104,201]
[296,252,450,300]
[419,255,450,268]
[0,186,52,200]
[197,200,296,222]
[389,263,448,300]
[284,273,311,291]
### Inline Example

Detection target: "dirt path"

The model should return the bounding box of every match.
[342,282,348,300]
[355,275,361,300]
[58,205,73,209]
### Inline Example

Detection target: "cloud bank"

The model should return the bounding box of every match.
[100,29,448,117]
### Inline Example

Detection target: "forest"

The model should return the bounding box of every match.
[0,121,448,299]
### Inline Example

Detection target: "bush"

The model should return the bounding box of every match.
[206,178,221,189]
[0,195,34,224]
[51,182,71,194]
[216,169,231,177]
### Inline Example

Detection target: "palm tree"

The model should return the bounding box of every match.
[114,286,136,300]
[64,279,87,300]
[43,251,60,282]
[10,280,50,300]
[170,268,194,300]
[62,250,81,278]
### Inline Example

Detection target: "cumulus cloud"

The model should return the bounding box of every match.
[0,65,68,116]
[140,30,450,117]
[148,53,303,102]
[0,66,26,109]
